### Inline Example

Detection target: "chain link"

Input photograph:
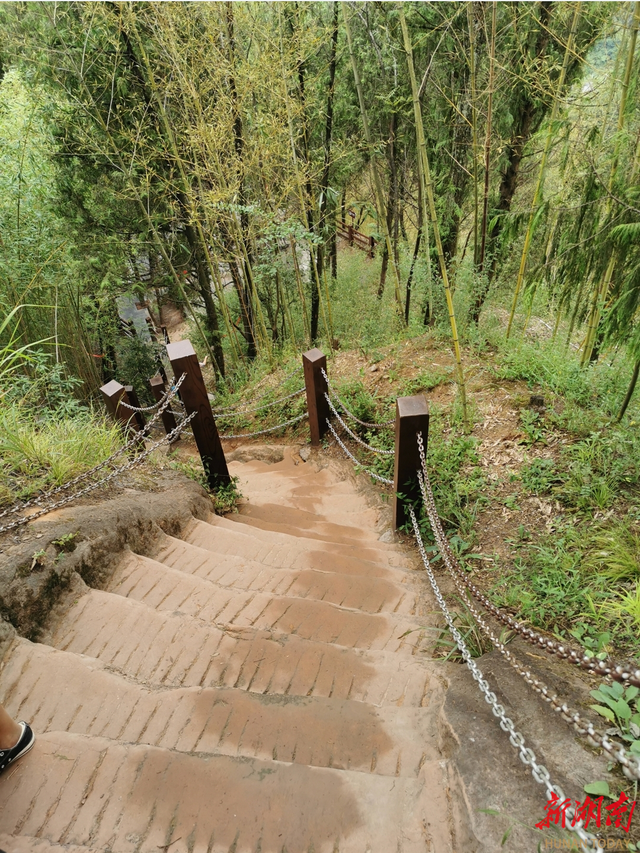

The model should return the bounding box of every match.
[0,410,196,535]
[417,462,640,780]
[219,412,307,440]
[216,387,305,418]
[407,502,600,849]
[326,420,394,484]
[324,393,394,455]
[415,431,640,695]
[321,368,394,429]
[0,375,188,529]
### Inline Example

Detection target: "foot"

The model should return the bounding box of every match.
[0,722,35,776]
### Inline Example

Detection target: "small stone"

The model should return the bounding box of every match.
[299,447,311,461]
[369,365,378,372]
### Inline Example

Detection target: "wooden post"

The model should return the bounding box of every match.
[100,380,145,451]
[149,373,179,443]
[166,339,230,488]
[124,385,146,431]
[369,236,375,259]
[302,348,330,446]
[393,395,429,530]
[348,224,354,246]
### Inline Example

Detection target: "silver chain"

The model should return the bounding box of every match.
[407,503,600,850]
[321,368,394,429]
[0,375,187,528]
[326,420,393,484]
[213,366,303,415]
[0,410,196,535]
[415,431,640,688]
[216,387,305,418]
[325,393,394,455]
[219,412,307,440]
[416,465,640,781]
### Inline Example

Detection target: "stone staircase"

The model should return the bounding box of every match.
[0,447,478,852]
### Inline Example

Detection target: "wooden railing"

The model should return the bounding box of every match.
[336,222,376,258]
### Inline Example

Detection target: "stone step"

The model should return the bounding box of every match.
[204,513,411,565]
[0,835,102,853]
[48,590,433,706]
[1,638,444,778]
[153,534,422,616]
[233,499,386,547]
[230,480,384,525]
[0,731,464,852]
[183,518,412,578]
[109,553,427,654]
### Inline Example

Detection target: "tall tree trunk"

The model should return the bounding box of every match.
[378,113,398,299]
[405,199,422,325]
[225,2,257,359]
[316,2,338,315]
[343,7,404,316]
[618,359,640,421]
[400,8,469,432]
[183,217,225,376]
[507,2,582,339]
[485,2,552,280]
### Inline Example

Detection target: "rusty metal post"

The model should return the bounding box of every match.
[149,373,180,443]
[100,380,145,451]
[302,348,330,446]
[393,395,430,530]
[124,385,146,431]
[166,340,230,488]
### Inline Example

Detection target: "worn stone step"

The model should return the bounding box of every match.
[0,731,467,853]
[183,518,412,578]
[233,499,386,547]
[204,513,411,565]
[1,638,445,778]
[108,553,427,654]
[0,835,102,853]
[153,534,422,616]
[47,590,433,706]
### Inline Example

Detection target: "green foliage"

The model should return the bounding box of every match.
[432,597,493,662]
[115,337,164,407]
[211,477,244,516]
[520,457,559,494]
[0,402,124,506]
[589,682,640,756]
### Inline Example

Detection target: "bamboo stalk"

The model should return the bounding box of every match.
[342,7,404,317]
[467,2,479,267]
[581,0,640,365]
[478,1,496,275]
[399,7,469,433]
[506,2,582,341]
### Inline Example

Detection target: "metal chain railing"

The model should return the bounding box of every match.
[213,366,303,415]
[326,421,393,485]
[415,432,640,693]
[219,412,307,440]
[416,465,640,781]
[216,387,305,418]
[324,393,394,455]
[0,410,196,535]
[407,503,599,849]
[0,375,188,527]
[321,368,394,429]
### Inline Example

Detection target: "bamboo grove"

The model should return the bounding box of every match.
[3,2,640,419]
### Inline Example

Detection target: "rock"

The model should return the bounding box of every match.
[369,365,379,373]
[299,446,311,461]
[529,394,545,409]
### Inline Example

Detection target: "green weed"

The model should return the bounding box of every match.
[520,457,559,494]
